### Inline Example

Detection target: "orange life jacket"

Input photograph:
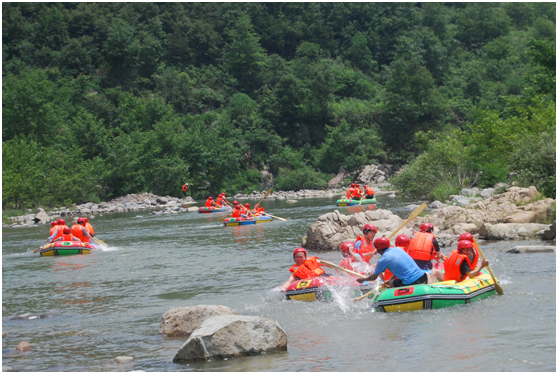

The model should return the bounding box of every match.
[182,184,188,192]
[71,225,90,243]
[52,225,69,241]
[346,188,353,199]
[216,197,225,206]
[205,200,214,208]
[85,222,94,236]
[365,186,374,196]
[351,187,362,198]
[50,225,58,236]
[443,250,476,282]
[355,235,376,264]
[232,209,242,218]
[292,257,325,280]
[407,232,435,261]
[60,233,75,241]
[256,207,265,213]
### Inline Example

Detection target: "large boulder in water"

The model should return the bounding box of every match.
[33,208,49,224]
[537,221,556,240]
[173,315,287,362]
[478,223,548,240]
[159,305,237,338]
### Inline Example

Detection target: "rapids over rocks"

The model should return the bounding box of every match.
[2,196,556,371]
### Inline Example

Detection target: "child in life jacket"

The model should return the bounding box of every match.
[279,248,328,292]
[442,240,489,282]
[339,241,368,275]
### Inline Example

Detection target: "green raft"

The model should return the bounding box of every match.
[336,197,377,206]
[369,271,497,313]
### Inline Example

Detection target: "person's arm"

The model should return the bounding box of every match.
[82,228,90,238]
[357,273,379,283]
[48,228,58,242]
[72,236,80,241]
[466,260,489,279]
[280,275,296,292]
[350,249,363,263]
[432,238,441,260]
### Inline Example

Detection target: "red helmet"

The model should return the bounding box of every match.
[83,217,88,223]
[58,219,65,225]
[459,232,474,242]
[340,241,354,253]
[363,224,377,233]
[293,247,307,259]
[395,235,411,248]
[374,237,391,250]
[458,240,473,251]
[208,196,213,200]
[51,221,58,227]
[77,217,85,224]
[244,203,250,208]
[222,193,226,196]
[419,223,434,233]
[234,204,241,210]
[63,227,71,234]
[233,200,239,205]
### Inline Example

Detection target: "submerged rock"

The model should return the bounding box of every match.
[173,315,287,362]
[16,341,31,352]
[506,246,556,254]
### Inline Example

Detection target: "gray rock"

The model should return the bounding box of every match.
[479,223,547,240]
[159,305,238,338]
[480,188,495,198]
[3,366,13,372]
[404,204,421,210]
[173,315,287,362]
[461,188,479,197]
[428,201,446,209]
[115,356,134,364]
[388,194,396,198]
[537,221,556,240]
[327,166,348,189]
[156,197,168,205]
[506,246,556,254]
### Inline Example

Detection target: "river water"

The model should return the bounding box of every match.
[2,196,556,371]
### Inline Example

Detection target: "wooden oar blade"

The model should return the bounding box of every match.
[473,238,504,295]
[409,203,428,220]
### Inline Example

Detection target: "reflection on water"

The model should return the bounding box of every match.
[2,196,556,371]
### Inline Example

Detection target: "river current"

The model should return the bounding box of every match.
[2,196,556,371]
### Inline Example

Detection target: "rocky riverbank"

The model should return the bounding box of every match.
[303,186,556,251]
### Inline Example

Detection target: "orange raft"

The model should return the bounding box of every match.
[39,241,95,256]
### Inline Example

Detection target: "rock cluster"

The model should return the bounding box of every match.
[327,164,396,189]
[233,188,343,201]
[303,186,556,250]
[161,305,287,362]
[4,193,196,228]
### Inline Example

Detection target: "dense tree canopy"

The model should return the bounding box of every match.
[2,3,556,208]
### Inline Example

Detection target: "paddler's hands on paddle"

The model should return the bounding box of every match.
[356,272,379,284]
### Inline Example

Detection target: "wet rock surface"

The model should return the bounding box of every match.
[159,305,238,338]
[173,315,287,362]
[506,245,556,254]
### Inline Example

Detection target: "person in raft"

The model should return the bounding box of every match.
[381,234,411,282]
[440,240,489,283]
[280,247,329,292]
[357,237,430,288]
[53,227,81,242]
[339,241,367,274]
[354,224,377,264]
[71,217,93,244]
[254,204,265,214]
[182,182,189,197]
[406,223,444,270]
[48,219,69,242]
[346,184,354,199]
[363,185,374,199]
[83,217,95,238]
[205,196,216,208]
[231,204,249,219]
[351,183,362,200]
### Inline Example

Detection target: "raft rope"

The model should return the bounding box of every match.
[429,278,491,292]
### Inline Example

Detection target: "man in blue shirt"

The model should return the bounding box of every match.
[357,237,428,287]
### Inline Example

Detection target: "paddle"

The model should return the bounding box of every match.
[267,214,287,221]
[473,238,504,295]
[387,203,428,239]
[92,236,107,246]
[256,189,272,206]
[353,283,389,302]
[319,260,367,278]
[32,240,49,254]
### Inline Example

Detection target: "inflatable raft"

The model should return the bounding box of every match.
[198,206,232,214]
[286,276,375,302]
[39,241,95,257]
[337,198,377,206]
[223,215,273,226]
[369,270,497,312]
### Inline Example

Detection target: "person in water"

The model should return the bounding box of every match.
[406,223,443,270]
[357,237,430,288]
[280,248,328,292]
[354,224,377,264]
[442,240,489,282]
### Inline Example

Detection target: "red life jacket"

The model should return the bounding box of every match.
[355,235,376,264]
[292,257,325,280]
[365,186,374,196]
[232,209,242,218]
[216,197,225,206]
[60,233,75,241]
[205,200,214,208]
[346,188,353,199]
[407,232,435,261]
[443,250,475,282]
[351,188,362,198]
[52,225,68,241]
[50,225,59,236]
[182,184,188,192]
[339,257,355,272]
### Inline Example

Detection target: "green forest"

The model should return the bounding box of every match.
[2,3,556,209]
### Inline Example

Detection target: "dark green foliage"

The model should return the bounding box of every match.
[2,3,556,207]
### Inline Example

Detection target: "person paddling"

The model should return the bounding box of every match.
[280,248,328,292]
[53,227,80,242]
[363,185,374,199]
[339,241,367,274]
[381,235,411,282]
[351,183,362,200]
[48,219,69,242]
[346,184,354,200]
[406,223,443,270]
[71,218,93,244]
[441,240,489,283]
[205,197,216,208]
[83,217,95,238]
[354,224,377,264]
[231,204,249,219]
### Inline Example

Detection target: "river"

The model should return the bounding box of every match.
[2,196,556,371]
